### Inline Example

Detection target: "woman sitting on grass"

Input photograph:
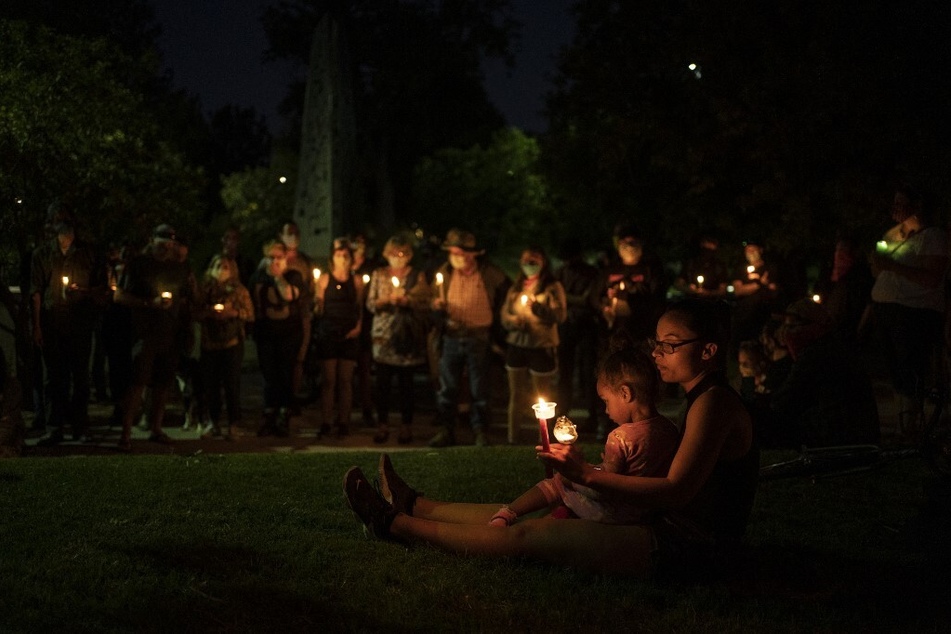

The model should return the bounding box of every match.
[343,298,758,578]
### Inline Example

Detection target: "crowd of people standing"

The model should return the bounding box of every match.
[9,183,949,454]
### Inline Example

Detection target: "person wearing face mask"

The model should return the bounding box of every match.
[250,240,306,437]
[278,222,315,410]
[365,234,431,443]
[589,224,665,439]
[114,224,197,450]
[499,246,567,444]
[195,255,254,440]
[428,229,510,447]
[350,233,379,428]
[730,237,781,352]
[313,237,365,437]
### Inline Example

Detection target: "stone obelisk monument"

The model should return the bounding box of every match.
[294,12,358,260]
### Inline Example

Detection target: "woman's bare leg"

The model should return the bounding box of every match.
[412,499,504,524]
[390,515,654,576]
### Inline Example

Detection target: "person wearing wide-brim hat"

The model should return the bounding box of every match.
[113,223,197,451]
[428,228,510,447]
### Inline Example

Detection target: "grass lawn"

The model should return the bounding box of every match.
[1,445,949,632]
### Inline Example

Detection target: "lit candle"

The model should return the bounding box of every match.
[727,284,735,294]
[553,416,578,444]
[876,240,888,253]
[62,276,70,286]
[747,265,755,274]
[520,294,529,307]
[811,294,821,304]
[362,273,370,284]
[312,267,321,281]
[213,303,225,312]
[161,291,172,300]
[696,275,704,286]
[391,276,400,288]
[531,398,556,478]
[435,271,445,302]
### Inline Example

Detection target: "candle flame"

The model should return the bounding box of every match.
[812,294,821,304]
[214,303,224,311]
[520,294,529,306]
[435,272,444,285]
[312,268,321,280]
[362,273,370,284]
[747,265,755,274]
[391,276,400,288]
[697,275,704,285]
[62,276,69,285]
[161,291,172,299]
[619,281,625,291]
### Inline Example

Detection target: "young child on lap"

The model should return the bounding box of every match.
[490,345,680,526]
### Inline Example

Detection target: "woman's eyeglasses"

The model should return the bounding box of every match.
[647,337,700,355]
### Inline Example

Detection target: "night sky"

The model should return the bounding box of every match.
[149,0,576,134]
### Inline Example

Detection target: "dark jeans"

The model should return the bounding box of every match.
[40,312,93,431]
[437,335,490,431]
[257,326,302,411]
[200,343,244,425]
[873,301,943,399]
[376,363,420,426]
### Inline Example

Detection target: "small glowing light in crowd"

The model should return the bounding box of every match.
[688,63,697,70]
[727,284,735,294]
[312,268,321,281]
[876,240,888,253]
[391,276,400,288]
[415,228,424,239]
[520,294,529,306]
[812,294,821,304]
[696,275,704,285]
[747,265,755,274]
[278,176,287,184]
[62,276,69,286]
[161,291,172,300]
[435,272,444,285]
[362,273,370,284]
[15,198,23,204]
[213,303,225,312]
[619,281,625,291]
[688,63,702,79]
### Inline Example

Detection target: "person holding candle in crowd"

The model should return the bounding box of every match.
[675,233,729,298]
[487,345,679,526]
[195,255,254,439]
[343,298,758,579]
[30,203,105,444]
[813,233,874,344]
[114,224,197,450]
[499,246,567,444]
[312,237,365,437]
[590,223,666,440]
[278,222,315,411]
[730,237,781,351]
[350,233,379,428]
[250,239,307,437]
[365,234,431,444]
[869,184,948,436]
[553,237,600,434]
[428,229,510,447]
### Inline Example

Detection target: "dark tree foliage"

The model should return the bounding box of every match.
[545,0,951,262]
[261,0,518,221]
